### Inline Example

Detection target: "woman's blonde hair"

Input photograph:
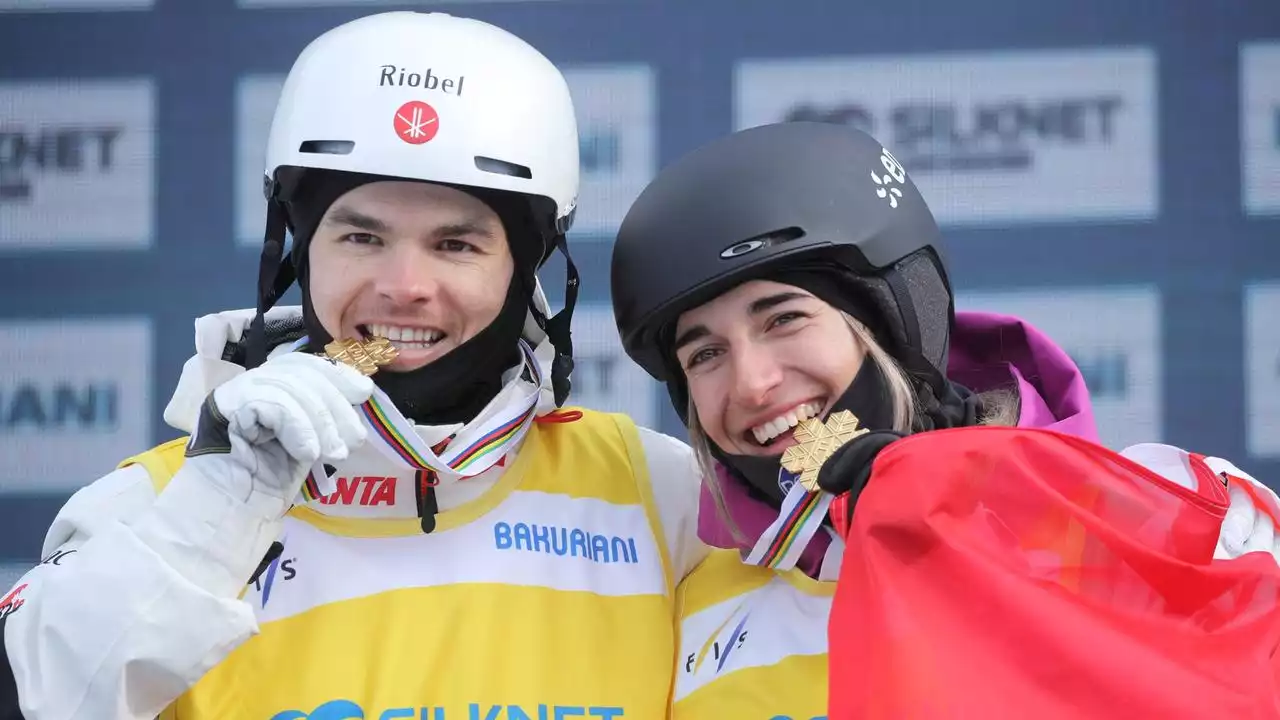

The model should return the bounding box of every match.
[687,312,1020,542]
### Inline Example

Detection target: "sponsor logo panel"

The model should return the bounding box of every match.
[0,319,152,493]
[1241,42,1280,216]
[735,48,1158,225]
[0,80,155,249]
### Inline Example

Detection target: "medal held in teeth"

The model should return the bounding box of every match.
[780,410,869,493]
[323,336,399,376]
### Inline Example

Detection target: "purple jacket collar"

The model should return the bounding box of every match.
[698,311,1100,578]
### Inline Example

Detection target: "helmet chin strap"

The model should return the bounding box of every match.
[527,232,579,407]
[246,201,293,371]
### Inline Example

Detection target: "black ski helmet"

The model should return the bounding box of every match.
[611,121,956,424]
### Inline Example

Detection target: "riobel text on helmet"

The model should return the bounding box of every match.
[378,65,465,96]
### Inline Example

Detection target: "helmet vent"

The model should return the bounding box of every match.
[718,226,805,260]
[298,140,354,155]
[475,156,532,180]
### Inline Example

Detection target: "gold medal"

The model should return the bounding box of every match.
[323,337,399,376]
[780,410,869,493]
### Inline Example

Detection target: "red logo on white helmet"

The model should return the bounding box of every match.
[394,100,439,145]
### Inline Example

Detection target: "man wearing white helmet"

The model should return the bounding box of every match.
[0,12,706,720]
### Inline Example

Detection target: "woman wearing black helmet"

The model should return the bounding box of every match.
[611,121,1280,718]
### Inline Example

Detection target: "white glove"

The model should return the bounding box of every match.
[1213,462,1280,562]
[130,352,375,599]
[198,351,375,506]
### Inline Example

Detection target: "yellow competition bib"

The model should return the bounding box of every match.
[673,550,834,720]
[122,410,677,720]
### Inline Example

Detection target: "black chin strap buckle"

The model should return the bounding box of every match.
[247,201,297,370]
[540,233,579,407]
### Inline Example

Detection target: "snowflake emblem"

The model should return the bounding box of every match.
[323,336,399,377]
[871,171,903,208]
[780,410,869,492]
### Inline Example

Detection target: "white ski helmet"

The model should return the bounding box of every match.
[263,11,578,237]
[247,11,582,403]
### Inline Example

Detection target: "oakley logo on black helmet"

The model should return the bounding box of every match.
[719,239,766,259]
[718,226,806,260]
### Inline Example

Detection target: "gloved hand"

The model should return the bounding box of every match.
[132,352,375,598]
[188,351,375,508]
[817,430,905,537]
[1217,471,1280,562]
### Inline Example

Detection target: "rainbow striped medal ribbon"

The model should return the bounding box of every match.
[295,337,543,502]
[742,410,865,570]
[742,469,833,570]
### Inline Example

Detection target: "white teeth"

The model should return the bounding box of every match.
[366,324,444,346]
[749,401,824,445]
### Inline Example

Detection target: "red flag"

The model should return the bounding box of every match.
[828,426,1280,719]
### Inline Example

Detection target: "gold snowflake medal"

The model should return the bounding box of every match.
[323,336,399,377]
[780,410,869,493]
